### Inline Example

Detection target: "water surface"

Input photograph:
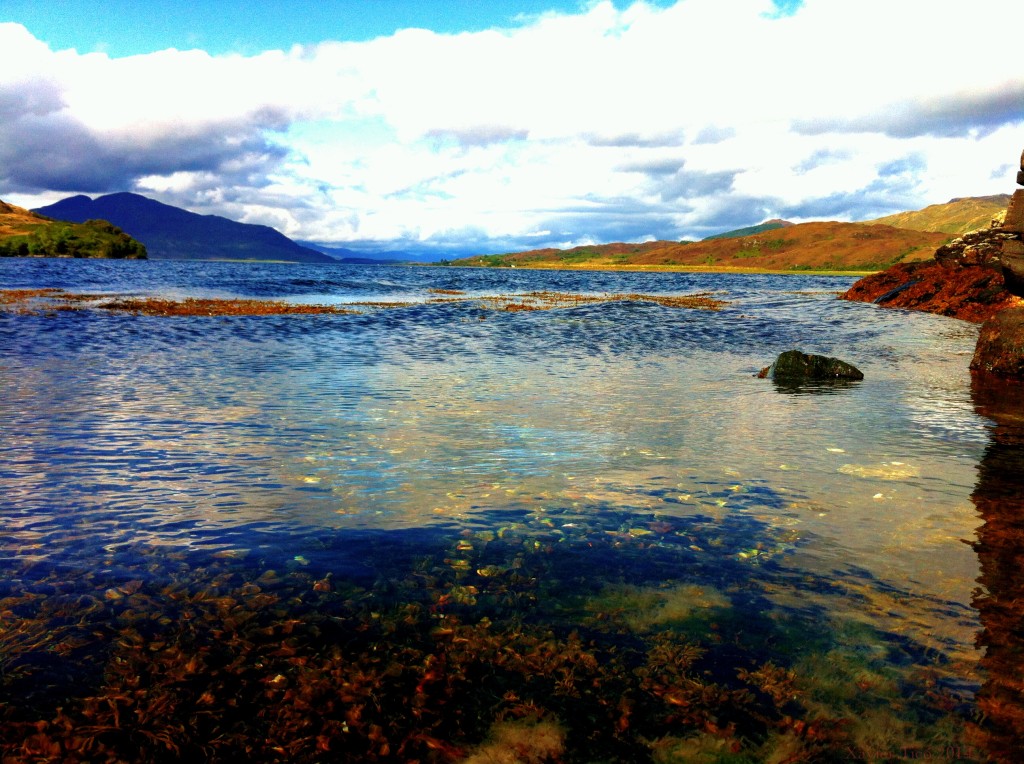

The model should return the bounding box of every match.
[0,259,995,761]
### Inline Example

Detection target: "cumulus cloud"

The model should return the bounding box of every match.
[1,0,1023,255]
[693,126,736,145]
[425,125,531,148]
[794,83,1024,139]
[656,169,739,203]
[586,132,686,148]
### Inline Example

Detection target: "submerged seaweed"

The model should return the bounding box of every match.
[0,504,983,763]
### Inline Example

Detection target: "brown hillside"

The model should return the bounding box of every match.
[456,222,950,272]
[0,199,52,236]
[867,195,1010,235]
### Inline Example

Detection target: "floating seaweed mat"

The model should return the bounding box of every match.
[0,288,727,318]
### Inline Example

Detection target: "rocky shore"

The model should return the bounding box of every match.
[839,213,1022,323]
[842,151,1024,377]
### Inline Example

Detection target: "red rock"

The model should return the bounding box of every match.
[971,306,1024,376]
[840,260,1016,323]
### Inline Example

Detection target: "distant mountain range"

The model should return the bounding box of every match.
[33,193,336,263]
[10,190,1011,270]
[296,241,411,264]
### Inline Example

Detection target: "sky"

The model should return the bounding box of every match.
[1,0,1022,259]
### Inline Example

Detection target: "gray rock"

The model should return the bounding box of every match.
[758,350,864,381]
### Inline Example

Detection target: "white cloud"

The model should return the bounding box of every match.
[2,0,1023,254]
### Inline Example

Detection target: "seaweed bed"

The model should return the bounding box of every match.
[0,288,726,317]
[0,499,985,763]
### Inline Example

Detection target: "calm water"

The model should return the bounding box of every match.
[0,258,1007,761]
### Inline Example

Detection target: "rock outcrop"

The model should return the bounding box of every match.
[844,150,1024,379]
[971,307,1024,376]
[842,153,1024,326]
[840,259,1015,323]
[970,152,1024,378]
[999,179,1024,294]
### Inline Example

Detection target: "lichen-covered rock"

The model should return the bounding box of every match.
[757,350,863,381]
[933,227,1020,268]
[971,306,1024,377]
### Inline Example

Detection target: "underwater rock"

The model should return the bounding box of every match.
[757,350,863,382]
[971,306,1024,378]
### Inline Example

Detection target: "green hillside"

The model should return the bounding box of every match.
[702,219,793,241]
[0,200,147,259]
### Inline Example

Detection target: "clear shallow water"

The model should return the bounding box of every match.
[0,259,1000,760]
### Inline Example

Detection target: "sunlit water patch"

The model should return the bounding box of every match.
[0,259,999,761]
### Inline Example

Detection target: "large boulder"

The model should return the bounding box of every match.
[757,350,864,381]
[971,306,1024,377]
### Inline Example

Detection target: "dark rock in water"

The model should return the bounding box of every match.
[757,350,863,381]
[971,306,1024,377]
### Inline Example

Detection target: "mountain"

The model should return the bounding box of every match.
[33,193,335,263]
[450,222,950,272]
[702,219,794,241]
[866,195,1011,235]
[1,199,146,259]
[296,241,410,264]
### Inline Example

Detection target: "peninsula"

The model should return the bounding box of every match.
[0,200,146,259]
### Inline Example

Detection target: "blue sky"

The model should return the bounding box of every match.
[5,0,691,55]
[1,0,1022,258]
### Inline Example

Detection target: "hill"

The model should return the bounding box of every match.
[33,193,335,263]
[866,195,1010,235]
[702,218,793,241]
[0,199,146,259]
[452,222,950,272]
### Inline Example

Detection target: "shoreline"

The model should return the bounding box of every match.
[434,262,878,277]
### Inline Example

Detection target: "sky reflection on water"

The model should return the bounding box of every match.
[0,261,986,610]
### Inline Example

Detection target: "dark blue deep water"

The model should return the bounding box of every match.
[0,258,1005,761]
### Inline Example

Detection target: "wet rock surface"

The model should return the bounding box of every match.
[757,350,864,382]
[971,306,1024,376]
